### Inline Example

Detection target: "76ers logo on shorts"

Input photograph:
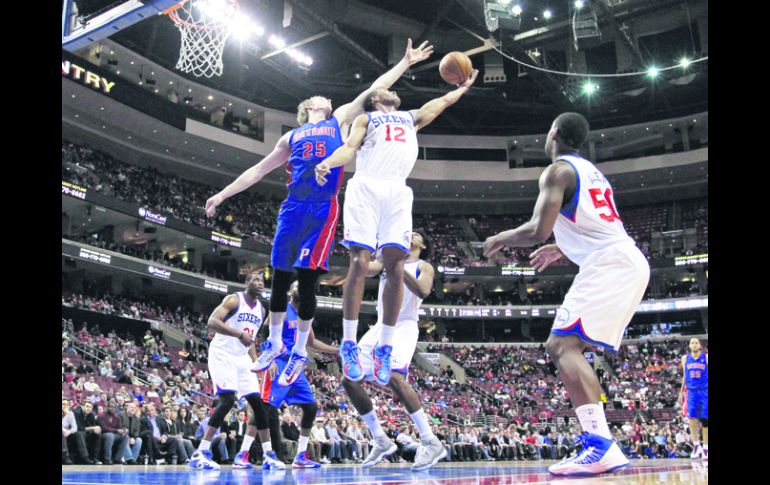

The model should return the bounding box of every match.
[402,231,412,248]
[553,307,571,329]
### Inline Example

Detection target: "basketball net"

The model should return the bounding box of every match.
[166,0,239,78]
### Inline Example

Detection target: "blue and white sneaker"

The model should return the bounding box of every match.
[252,340,287,373]
[372,344,393,386]
[232,450,253,469]
[189,449,220,470]
[262,451,286,470]
[548,433,630,476]
[292,451,321,469]
[340,340,364,382]
[277,351,309,386]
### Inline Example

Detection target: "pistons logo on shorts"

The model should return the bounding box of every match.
[402,231,412,247]
[553,308,571,329]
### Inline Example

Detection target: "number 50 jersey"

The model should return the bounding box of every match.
[552,154,634,266]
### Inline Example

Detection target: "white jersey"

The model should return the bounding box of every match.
[552,154,634,266]
[208,292,266,357]
[376,259,424,323]
[354,110,419,182]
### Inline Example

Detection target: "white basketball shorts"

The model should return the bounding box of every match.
[208,346,261,398]
[357,320,419,381]
[551,241,650,351]
[342,174,413,255]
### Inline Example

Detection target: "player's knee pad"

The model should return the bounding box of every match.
[296,269,320,320]
[244,393,269,430]
[299,402,318,429]
[269,270,293,313]
[209,392,237,428]
[699,418,708,427]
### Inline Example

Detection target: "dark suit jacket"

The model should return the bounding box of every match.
[156,416,179,437]
[229,420,248,438]
[121,413,142,438]
[73,407,100,431]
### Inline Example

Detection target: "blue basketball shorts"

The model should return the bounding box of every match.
[271,197,340,272]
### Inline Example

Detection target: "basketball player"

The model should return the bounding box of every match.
[188,272,285,471]
[204,40,433,388]
[259,281,339,468]
[315,71,478,386]
[679,337,708,460]
[482,112,650,476]
[338,231,446,471]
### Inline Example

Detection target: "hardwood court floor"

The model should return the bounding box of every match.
[62,458,708,484]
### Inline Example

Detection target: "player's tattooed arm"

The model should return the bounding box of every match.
[483,162,573,257]
[208,294,253,348]
[403,261,434,299]
[366,260,384,277]
[307,327,339,355]
[411,69,478,131]
[315,114,369,185]
[334,39,434,125]
[205,132,292,217]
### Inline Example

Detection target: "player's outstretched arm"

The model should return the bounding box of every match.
[403,261,435,299]
[307,327,339,355]
[205,132,292,217]
[208,294,253,347]
[482,162,573,258]
[315,114,369,185]
[411,69,478,131]
[334,39,434,126]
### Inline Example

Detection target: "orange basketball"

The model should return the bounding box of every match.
[439,52,473,85]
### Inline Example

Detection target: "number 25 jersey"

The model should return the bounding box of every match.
[287,116,344,201]
[552,154,634,266]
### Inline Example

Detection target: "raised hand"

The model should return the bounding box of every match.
[483,234,504,258]
[459,69,479,88]
[405,38,434,65]
[529,244,564,272]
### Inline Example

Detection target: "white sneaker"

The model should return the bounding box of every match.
[412,437,448,472]
[548,433,629,476]
[262,451,286,470]
[361,436,397,468]
[188,450,220,470]
[691,443,703,460]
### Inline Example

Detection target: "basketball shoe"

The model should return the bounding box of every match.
[412,436,448,472]
[252,340,286,373]
[548,432,629,476]
[189,450,220,470]
[277,351,309,386]
[372,344,393,386]
[340,340,364,381]
[362,435,398,468]
[690,443,703,460]
[292,451,321,468]
[232,450,252,469]
[262,451,286,470]
[701,445,708,461]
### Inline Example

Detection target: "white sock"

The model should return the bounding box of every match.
[343,319,358,343]
[198,439,211,452]
[240,435,255,452]
[298,436,309,453]
[575,403,612,439]
[262,441,273,455]
[379,325,395,347]
[361,410,386,440]
[409,409,435,441]
[269,312,285,346]
[294,321,311,356]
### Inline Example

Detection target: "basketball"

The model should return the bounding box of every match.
[439,51,473,85]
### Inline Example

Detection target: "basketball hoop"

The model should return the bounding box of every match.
[165,0,240,78]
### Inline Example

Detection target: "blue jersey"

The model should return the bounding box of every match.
[684,353,708,390]
[287,117,344,201]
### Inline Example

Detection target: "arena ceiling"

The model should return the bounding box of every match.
[74,0,708,135]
